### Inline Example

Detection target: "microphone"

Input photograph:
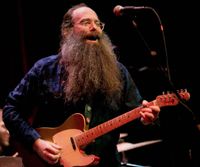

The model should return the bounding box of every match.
[113,5,146,16]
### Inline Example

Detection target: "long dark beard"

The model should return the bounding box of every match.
[60,31,122,103]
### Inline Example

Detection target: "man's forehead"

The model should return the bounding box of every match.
[72,7,99,21]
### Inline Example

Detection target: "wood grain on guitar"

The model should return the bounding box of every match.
[15,89,190,167]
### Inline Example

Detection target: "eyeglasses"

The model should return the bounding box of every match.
[75,19,105,30]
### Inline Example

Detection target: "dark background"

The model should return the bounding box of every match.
[0,0,198,166]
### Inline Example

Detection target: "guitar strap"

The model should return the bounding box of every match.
[84,104,92,130]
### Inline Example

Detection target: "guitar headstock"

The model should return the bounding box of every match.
[156,89,190,107]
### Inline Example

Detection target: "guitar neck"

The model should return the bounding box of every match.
[75,89,190,147]
[75,101,156,147]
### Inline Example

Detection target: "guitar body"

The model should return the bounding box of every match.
[13,113,96,167]
[53,129,96,167]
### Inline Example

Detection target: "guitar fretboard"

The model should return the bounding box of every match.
[75,101,155,147]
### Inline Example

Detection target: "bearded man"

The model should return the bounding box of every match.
[3,3,160,167]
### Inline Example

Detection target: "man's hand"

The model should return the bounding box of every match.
[140,100,160,125]
[0,111,10,148]
[0,120,10,147]
[33,138,62,165]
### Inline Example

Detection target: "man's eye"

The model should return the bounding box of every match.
[81,20,90,25]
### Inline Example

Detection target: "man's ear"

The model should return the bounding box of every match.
[62,28,69,38]
[0,109,2,122]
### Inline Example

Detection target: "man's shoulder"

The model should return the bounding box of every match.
[30,54,60,74]
[36,54,59,65]
[32,54,59,68]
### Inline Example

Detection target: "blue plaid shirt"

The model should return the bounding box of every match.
[3,54,142,166]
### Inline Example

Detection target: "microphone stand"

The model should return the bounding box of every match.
[130,6,193,114]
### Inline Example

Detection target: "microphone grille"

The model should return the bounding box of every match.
[113,5,123,16]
